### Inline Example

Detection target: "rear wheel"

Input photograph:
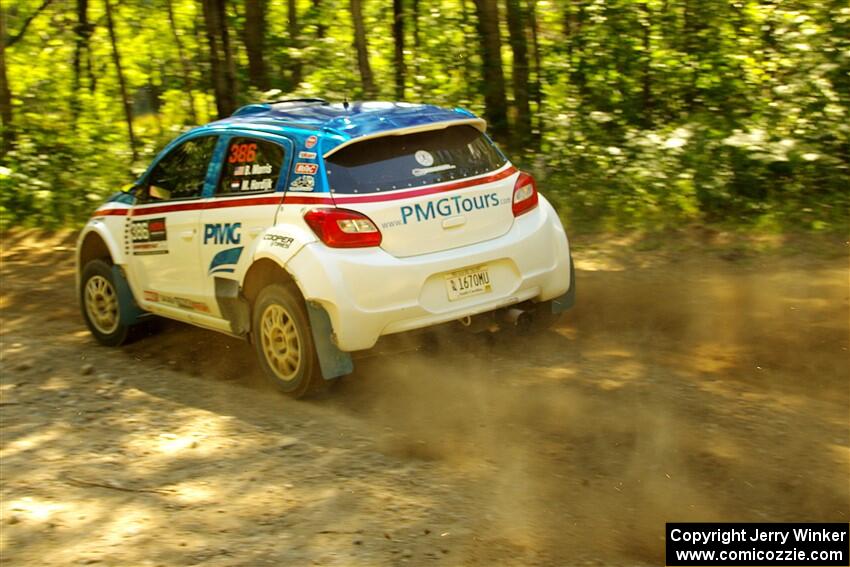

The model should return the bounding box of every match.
[251,283,321,398]
[80,259,130,346]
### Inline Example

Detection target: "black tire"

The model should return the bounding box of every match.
[251,283,322,398]
[80,259,131,346]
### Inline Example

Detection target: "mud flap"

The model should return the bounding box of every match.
[111,265,147,326]
[306,302,354,380]
[551,255,576,314]
[214,277,250,336]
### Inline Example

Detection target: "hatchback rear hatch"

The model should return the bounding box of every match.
[323,124,518,258]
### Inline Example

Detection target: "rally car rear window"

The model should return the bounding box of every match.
[325,125,506,194]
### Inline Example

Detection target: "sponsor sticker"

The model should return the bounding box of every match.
[415,150,434,167]
[144,291,209,313]
[263,234,295,249]
[289,175,315,191]
[413,164,456,177]
[398,192,506,225]
[298,151,317,160]
[204,222,241,245]
[294,162,318,175]
[305,135,318,149]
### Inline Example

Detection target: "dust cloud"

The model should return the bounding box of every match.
[327,247,850,564]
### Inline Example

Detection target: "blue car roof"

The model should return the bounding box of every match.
[199,100,485,154]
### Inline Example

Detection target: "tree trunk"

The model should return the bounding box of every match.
[312,0,326,38]
[104,0,138,161]
[166,0,198,122]
[71,0,92,123]
[201,0,237,117]
[460,0,474,103]
[392,0,405,99]
[472,0,509,143]
[288,0,302,88]
[505,0,531,150]
[571,1,588,100]
[201,0,225,116]
[194,14,216,118]
[682,0,698,110]
[412,0,420,90]
[350,0,376,98]
[562,0,579,58]
[218,0,238,107]
[527,0,543,147]
[640,0,653,127]
[243,0,268,91]
[0,3,13,154]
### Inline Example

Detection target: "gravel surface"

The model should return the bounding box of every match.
[1,229,848,566]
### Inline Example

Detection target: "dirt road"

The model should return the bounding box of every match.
[1,229,848,566]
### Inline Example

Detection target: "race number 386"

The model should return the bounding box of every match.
[130,221,150,241]
[228,143,257,163]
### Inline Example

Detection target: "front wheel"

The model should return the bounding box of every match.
[80,259,130,346]
[251,283,321,398]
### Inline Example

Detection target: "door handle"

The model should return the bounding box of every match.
[180,229,196,240]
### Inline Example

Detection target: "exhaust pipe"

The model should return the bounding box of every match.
[502,307,533,333]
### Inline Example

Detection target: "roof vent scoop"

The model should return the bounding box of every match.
[231,103,271,117]
[231,98,329,117]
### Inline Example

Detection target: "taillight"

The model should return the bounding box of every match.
[512,171,539,217]
[304,208,382,248]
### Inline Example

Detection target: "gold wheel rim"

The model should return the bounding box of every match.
[85,275,119,335]
[260,304,302,382]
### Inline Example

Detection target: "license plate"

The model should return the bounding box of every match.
[445,266,492,301]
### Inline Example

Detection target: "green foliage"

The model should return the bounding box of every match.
[1,0,847,232]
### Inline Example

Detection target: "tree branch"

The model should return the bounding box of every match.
[5,0,54,49]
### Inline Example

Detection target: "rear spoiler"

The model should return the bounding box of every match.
[322,118,487,159]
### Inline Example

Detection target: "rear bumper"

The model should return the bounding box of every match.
[287,196,572,351]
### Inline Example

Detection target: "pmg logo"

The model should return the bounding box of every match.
[204,223,242,245]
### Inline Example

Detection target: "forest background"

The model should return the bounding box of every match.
[1,0,847,233]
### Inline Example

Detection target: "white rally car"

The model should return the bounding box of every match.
[77,100,574,397]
